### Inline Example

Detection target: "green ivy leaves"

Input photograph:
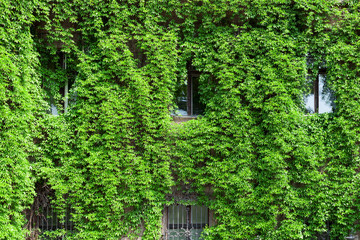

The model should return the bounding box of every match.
[2,0,360,239]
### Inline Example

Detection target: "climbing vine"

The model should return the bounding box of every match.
[1,0,360,239]
[0,0,45,239]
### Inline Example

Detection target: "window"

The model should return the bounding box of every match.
[38,205,74,233]
[304,68,334,114]
[174,66,205,116]
[50,102,59,115]
[48,52,77,115]
[128,39,147,68]
[164,205,209,240]
[26,203,74,239]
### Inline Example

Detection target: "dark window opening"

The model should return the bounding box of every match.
[39,205,74,232]
[165,205,208,240]
[47,52,77,115]
[31,204,74,240]
[174,66,205,116]
[128,39,147,68]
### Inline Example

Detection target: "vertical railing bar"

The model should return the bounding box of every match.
[193,206,195,232]
[165,207,170,240]
[40,209,42,233]
[177,205,179,230]
[191,77,193,116]
[56,208,58,230]
[188,206,191,240]
[66,207,68,231]
[64,54,69,113]
[192,206,194,238]
[62,208,65,238]
[38,208,40,230]
[196,206,198,236]
[53,207,55,231]
[70,207,72,231]
[46,205,49,231]
[51,207,53,231]
[195,206,197,238]
[49,207,51,231]
[182,205,184,230]
[182,205,184,240]
[176,205,179,240]
[54,207,56,231]
[178,205,180,240]
[63,207,65,232]
[43,205,45,231]
[208,207,210,225]
[42,205,44,231]
[70,207,72,232]
[201,205,203,231]
[38,208,40,234]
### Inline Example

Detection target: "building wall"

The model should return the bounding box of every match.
[9,0,360,239]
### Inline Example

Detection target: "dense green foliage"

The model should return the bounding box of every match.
[1,0,360,239]
[0,0,46,239]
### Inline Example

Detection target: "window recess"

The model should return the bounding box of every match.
[304,67,334,114]
[38,205,74,233]
[164,205,209,240]
[174,65,205,117]
[48,52,77,115]
[128,39,147,68]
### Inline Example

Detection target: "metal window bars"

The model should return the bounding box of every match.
[166,205,208,240]
[38,205,74,239]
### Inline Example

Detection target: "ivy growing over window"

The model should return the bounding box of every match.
[1,0,360,239]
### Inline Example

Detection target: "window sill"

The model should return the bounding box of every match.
[172,115,197,124]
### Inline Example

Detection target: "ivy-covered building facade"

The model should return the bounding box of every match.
[2,0,360,239]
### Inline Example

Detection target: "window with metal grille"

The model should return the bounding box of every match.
[165,205,209,240]
[38,205,74,238]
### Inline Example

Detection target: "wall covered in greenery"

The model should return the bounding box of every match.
[1,0,360,239]
[0,0,46,239]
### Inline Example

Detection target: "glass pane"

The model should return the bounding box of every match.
[174,80,188,116]
[191,206,208,240]
[318,74,332,113]
[191,206,208,224]
[304,74,333,114]
[192,77,205,115]
[173,75,205,116]
[51,103,59,115]
[168,205,186,224]
[168,205,187,240]
[304,86,315,114]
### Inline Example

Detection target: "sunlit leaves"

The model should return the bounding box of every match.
[3,0,359,239]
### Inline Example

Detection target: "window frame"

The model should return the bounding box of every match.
[305,65,333,114]
[163,205,209,240]
[187,70,201,116]
[177,63,205,116]
[313,68,327,113]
